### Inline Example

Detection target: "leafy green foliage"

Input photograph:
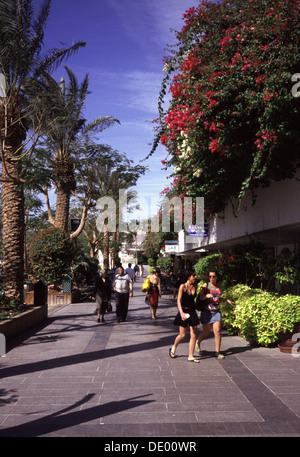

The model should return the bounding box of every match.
[194,242,300,291]
[194,253,220,281]
[28,227,75,285]
[222,285,300,346]
[157,256,173,272]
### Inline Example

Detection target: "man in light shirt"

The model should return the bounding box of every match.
[113,266,133,322]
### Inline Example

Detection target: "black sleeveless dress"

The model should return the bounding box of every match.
[174,289,200,328]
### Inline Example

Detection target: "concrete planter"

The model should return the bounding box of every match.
[0,305,48,340]
[278,322,300,354]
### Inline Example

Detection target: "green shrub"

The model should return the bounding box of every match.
[222,285,300,346]
[157,257,173,272]
[148,258,156,267]
[194,254,220,281]
[28,227,75,285]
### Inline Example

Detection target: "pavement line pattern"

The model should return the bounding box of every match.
[0,277,300,437]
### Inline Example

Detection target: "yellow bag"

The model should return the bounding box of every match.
[142,276,151,293]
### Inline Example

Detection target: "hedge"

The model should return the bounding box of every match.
[221,284,300,346]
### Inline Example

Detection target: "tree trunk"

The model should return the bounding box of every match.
[54,155,76,232]
[2,161,25,304]
[102,230,109,269]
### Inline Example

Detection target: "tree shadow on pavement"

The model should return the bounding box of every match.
[0,393,154,437]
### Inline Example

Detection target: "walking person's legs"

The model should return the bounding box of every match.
[188,326,198,361]
[122,293,129,321]
[213,320,224,358]
[170,326,187,357]
[115,292,122,322]
[195,323,211,352]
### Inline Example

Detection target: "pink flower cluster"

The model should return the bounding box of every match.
[255,129,278,149]
[217,250,234,269]
[182,52,201,72]
[205,91,218,109]
[163,104,203,139]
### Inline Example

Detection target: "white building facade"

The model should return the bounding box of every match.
[178,171,300,258]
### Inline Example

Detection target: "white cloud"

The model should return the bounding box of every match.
[108,0,196,48]
[88,67,164,115]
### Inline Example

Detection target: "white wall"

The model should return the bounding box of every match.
[199,172,300,248]
[173,172,300,251]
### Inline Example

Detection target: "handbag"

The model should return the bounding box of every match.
[106,301,112,312]
[195,287,208,312]
[142,276,151,293]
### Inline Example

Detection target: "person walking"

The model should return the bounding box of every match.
[94,270,111,323]
[133,264,139,281]
[113,266,133,322]
[195,270,234,359]
[169,271,200,363]
[146,268,161,320]
[125,263,135,281]
[172,272,184,300]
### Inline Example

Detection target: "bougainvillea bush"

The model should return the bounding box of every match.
[153,0,300,215]
[28,228,75,285]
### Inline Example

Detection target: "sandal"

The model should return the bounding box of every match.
[169,348,176,358]
[195,344,201,353]
[188,358,200,363]
[216,353,225,359]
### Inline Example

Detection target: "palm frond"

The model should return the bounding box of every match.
[34,41,87,78]
[84,116,120,135]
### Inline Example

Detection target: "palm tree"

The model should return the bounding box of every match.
[75,150,146,268]
[0,0,86,303]
[40,67,120,232]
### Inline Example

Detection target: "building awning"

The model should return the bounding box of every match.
[176,248,208,257]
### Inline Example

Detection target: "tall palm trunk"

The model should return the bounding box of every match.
[1,98,26,304]
[54,154,76,232]
[102,230,110,269]
[2,160,25,304]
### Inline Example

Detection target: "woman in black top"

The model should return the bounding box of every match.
[169,271,200,363]
[94,270,111,323]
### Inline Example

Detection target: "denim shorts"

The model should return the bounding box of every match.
[200,309,221,325]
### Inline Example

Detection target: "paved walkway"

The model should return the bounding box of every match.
[0,277,300,438]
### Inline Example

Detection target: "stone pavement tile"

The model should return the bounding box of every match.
[120,423,158,437]
[102,380,172,389]
[167,400,258,413]
[98,391,179,404]
[173,422,194,436]
[1,414,48,429]
[277,394,300,413]
[194,410,261,423]
[266,382,300,394]
[190,422,227,436]
[179,392,249,404]
[99,411,197,425]
[224,422,248,435]
[122,423,162,437]
[268,419,300,435]
[240,422,266,435]
[14,394,99,407]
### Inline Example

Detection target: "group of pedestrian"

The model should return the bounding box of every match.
[169,270,234,362]
[93,264,135,324]
[93,264,234,361]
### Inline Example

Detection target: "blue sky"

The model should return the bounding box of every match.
[36,0,198,220]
